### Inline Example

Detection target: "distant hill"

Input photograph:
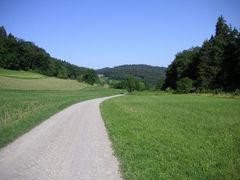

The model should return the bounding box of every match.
[96,64,166,88]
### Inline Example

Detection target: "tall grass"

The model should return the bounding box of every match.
[101,93,240,179]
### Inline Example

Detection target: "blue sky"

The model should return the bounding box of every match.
[0,0,239,69]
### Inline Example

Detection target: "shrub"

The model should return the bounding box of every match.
[234,89,240,96]
[176,77,193,93]
[136,81,146,91]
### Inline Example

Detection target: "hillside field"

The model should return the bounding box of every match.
[0,69,90,90]
[101,92,240,179]
[0,68,45,79]
[0,69,125,148]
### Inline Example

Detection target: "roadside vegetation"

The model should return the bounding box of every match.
[101,93,240,179]
[0,88,124,149]
[0,69,124,148]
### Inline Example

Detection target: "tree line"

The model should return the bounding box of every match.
[163,16,240,93]
[0,26,99,84]
[112,76,146,92]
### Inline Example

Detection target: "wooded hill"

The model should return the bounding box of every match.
[0,26,88,79]
[164,16,240,92]
[96,64,166,88]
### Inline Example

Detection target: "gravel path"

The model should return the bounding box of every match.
[0,95,122,180]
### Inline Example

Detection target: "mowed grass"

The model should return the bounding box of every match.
[0,87,124,148]
[0,68,44,79]
[101,93,240,179]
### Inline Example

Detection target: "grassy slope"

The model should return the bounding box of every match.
[0,76,90,90]
[0,68,45,79]
[0,69,125,148]
[0,68,89,90]
[101,93,240,179]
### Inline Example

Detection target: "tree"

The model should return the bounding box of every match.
[164,16,240,92]
[156,77,164,90]
[96,65,166,89]
[196,40,214,89]
[176,77,193,93]
[0,26,7,68]
[135,81,146,91]
[82,69,99,85]
[163,47,200,90]
[125,76,136,92]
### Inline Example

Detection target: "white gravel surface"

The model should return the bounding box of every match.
[0,95,122,180]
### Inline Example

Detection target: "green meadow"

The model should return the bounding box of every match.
[0,69,90,90]
[0,68,45,79]
[0,70,124,148]
[101,92,240,179]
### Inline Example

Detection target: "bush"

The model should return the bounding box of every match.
[165,87,174,93]
[82,69,99,85]
[213,88,223,95]
[176,77,193,93]
[136,81,146,91]
[234,89,240,96]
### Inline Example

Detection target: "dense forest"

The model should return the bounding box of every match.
[164,16,240,92]
[96,64,166,88]
[0,26,98,81]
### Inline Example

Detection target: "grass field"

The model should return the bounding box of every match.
[0,69,125,148]
[101,92,240,179]
[0,68,90,90]
[0,68,45,79]
[0,76,90,90]
[0,88,124,148]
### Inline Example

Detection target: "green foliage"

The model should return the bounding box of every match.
[164,16,240,92]
[135,81,145,91]
[82,69,100,85]
[164,47,200,89]
[176,77,193,93]
[101,93,240,179]
[122,76,146,92]
[112,81,125,89]
[0,87,124,148]
[125,76,136,92]
[156,77,165,90]
[234,89,240,96]
[96,65,166,89]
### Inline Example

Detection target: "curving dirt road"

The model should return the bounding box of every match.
[0,95,122,180]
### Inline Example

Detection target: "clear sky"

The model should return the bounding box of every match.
[0,0,239,69]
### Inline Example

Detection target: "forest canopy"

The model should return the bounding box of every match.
[164,16,240,92]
